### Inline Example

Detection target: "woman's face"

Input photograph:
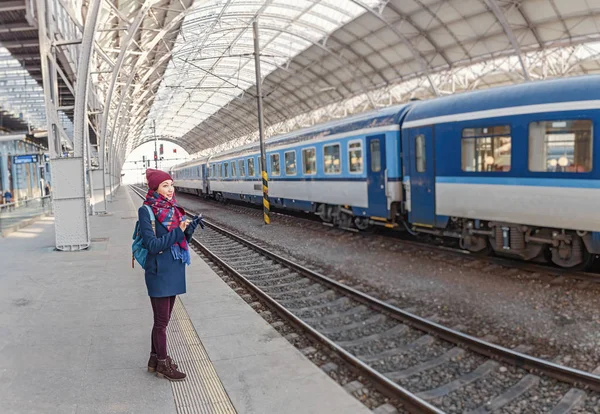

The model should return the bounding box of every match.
[157,180,175,200]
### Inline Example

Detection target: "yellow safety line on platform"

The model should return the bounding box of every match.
[167,298,237,414]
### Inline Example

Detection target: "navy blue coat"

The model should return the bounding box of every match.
[138,206,198,298]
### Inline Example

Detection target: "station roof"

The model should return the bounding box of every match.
[2,0,600,161]
[135,0,600,156]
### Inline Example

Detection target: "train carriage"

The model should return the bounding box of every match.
[171,75,600,269]
[171,158,209,196]
[202,105,412,229]
[402,75,600,268]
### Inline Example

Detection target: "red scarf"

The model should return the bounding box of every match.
[143,190,188,251]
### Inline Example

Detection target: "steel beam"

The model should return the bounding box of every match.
[0,22,34,33]
[0,39,39,48]
[0,1,26,12]
[484,0,530,81]
[350,0,440,96]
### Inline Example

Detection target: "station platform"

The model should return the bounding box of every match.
[0,196,52,237]
[0,186,371,414]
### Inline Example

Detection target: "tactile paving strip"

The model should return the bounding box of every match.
[167,297,237,414]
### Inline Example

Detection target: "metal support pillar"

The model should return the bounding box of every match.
[85,117,95,214]
[91,117,107,213]
[37,0,101,250]
[154,120,158,169]
[253,21,269,225]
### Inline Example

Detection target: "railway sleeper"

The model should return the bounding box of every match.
[358,335,436,363]
[318,314,386,335]
[278,290,336,307]
[549,388,587,414]
[466,374,540,414]
[252,273,304,287]
[234,262,281,272]
[339,323,410,350]
[287,296,351,314]
[257,278,312,291]
[245,269,295,279]
[302,305,368,324]
[384,347,466,381]
[223,253,262,264]
[270,285,327,300]
[416,360,500,400]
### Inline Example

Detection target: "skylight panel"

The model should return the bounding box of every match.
[145,0,378,140]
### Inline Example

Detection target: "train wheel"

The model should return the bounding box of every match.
[354,217,371,231]
[460,234,492,256]
[335,211,353,228]
[316,204,332,223]
[548,236,595,270]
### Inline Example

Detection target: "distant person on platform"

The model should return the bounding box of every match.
[3,190,13,210]
[139,168,203,381]
[44,183,51,196]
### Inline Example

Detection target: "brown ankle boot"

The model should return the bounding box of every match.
[156,358,186,381]
[148,354,178,372]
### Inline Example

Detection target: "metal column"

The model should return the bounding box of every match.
[253,21,269,225]
[37,0,101,250]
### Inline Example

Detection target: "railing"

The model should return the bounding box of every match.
[0,196,53,234]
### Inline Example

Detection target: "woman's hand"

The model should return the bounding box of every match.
[179,219,190,232]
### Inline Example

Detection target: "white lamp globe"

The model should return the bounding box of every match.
[558,156,569,167]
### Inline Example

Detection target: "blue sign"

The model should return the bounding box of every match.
[13,154,39,164]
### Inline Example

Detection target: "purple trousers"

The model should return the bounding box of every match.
[150,296,176,359]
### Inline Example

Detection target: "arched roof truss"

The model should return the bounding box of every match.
[78,0,600,160]
[142,0,600,157]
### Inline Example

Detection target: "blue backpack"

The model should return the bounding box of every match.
[132,205,155,269]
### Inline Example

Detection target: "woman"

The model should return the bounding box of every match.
[138,168,199,381]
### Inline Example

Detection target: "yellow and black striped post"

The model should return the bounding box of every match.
[262,170,270,224]
[254,21,270,225]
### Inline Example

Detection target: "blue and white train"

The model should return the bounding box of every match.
[171,75,600,269]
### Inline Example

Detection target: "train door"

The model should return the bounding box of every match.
[201,165,208,194]
[408,127,435,227]
[366,134,388,218]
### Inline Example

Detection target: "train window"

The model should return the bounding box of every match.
[415,135,426,172]
[285,151,297,175]
[238,159,246,177]
[270,154,281,176]
[248,158,255,176]
[302,148,316,175]
[348,141,363,173]
[223,163,228,178]
[461,125,511,172]
[370,140,381,172]
[323,144,341,174]
[528,120,592,173]
[231,161,237,177]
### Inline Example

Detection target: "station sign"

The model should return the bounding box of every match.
[13,154,39,164]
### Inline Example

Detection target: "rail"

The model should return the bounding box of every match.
[131,185,600,412]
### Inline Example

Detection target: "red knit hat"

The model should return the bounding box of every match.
[146,168,173,190]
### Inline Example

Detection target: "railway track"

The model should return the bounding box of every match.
[166,189,600,286]
[131,186,600,413]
